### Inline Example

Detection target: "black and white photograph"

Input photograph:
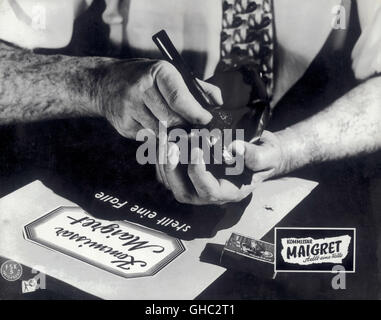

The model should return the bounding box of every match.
[0,0,380,305]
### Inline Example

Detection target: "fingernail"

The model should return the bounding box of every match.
[223,149,235,165]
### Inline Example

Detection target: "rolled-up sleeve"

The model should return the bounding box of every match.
[352,1,381,80]
[0,0,92,49]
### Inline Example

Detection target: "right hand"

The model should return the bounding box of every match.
[97,59,223,139]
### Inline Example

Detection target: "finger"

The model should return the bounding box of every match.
[155,163,166,187]
[197,79,224,106]
[228,140,273,172]
[158,141,180,190]
[132,105,159,136]
[218,178,255,202]
[112,116,145,140]
[152,61,213,125]
[164,149,199,204]
[187,148,252,203]
[251,168,275,184]
[187,148,221,201]
[143,86,185,127]
[167,142,180,170]
[157,139,170,189]
[227,140,246,157]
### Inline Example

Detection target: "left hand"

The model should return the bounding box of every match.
[155,130,290,205]
[155,143,255,205]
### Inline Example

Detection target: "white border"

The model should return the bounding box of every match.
[274,227,356,273]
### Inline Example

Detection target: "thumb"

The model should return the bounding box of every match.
[197,80,224,106]
[228,140,272,172]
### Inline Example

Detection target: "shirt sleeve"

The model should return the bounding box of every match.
[351,1,381,80]
[0,0,92,49]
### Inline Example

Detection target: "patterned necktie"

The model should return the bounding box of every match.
[220,0,274,99]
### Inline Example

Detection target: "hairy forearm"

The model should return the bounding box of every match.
[276,76,381,172]
[0,41,113,124]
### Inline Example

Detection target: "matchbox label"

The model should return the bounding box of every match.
[275,228,355,273]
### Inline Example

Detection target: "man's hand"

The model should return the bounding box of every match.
[155,143,256,205]
[155,130,292,205]
[98,59,223,139]
[229,130,290,183]
[0,42,222,130]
